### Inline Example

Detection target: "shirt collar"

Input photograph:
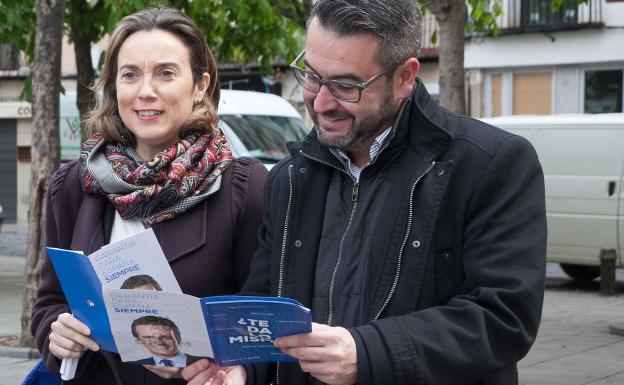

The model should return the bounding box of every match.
[329,126,394,182]
[153,352,187,367]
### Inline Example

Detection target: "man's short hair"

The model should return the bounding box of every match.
[131,316,181,343]
[309,0,423,67]
[120,274,163,291]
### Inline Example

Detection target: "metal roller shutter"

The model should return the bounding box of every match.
[0,119,17,223]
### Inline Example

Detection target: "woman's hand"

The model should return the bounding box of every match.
[182,359,247,385]
[48,313,99,359]
[144,365,183,379]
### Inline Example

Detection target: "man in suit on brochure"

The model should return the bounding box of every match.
[128,316,202,368]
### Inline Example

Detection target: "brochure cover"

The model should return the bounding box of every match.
[202,296,312,366]
[87,229,181,292]
[49,228,312,367]
[103,289,312,367]
[47,228,182,353]
[103,289,213,367]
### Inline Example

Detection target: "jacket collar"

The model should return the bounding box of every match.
[289,78,453,166]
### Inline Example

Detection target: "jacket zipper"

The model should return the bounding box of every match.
[275,165,294,385]
[277,153,344,385]
[298,150,363,327]
[373,161,436,320]
[327,181,359,326]
[277,164,294,297]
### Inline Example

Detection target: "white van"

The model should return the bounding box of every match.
[59,90,310,168]
[480,114,624,280]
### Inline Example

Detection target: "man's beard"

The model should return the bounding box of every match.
[307,83,398,152]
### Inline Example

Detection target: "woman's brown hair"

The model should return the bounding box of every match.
[84,7,220,145]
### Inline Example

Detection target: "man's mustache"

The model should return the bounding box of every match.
[311,108,353,121]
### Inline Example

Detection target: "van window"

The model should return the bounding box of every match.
[219,114,308,162]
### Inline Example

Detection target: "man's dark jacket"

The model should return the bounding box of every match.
[241,80,547,385]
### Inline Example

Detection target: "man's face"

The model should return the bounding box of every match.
[302,19,401,154]
[134,324,179,358]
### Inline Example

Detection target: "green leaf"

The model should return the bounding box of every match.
[20,75,32,103]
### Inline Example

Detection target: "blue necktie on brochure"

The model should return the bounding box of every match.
[159,359,173,367]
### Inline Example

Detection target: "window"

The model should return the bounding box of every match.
[218,115,308,163]
[513,73,552,115]
[522,0,578,29]
[584,70,623,114]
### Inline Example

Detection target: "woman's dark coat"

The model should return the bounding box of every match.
[32,157,267,385]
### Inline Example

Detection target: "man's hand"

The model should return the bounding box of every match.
[182,359,247,385]
[274,323,357,385]
[144,365,182,379]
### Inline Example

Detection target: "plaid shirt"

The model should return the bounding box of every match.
[330,126,393,182]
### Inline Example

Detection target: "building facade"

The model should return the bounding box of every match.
[466,0,624,117]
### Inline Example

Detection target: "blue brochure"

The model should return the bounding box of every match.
[48,229,311,367]
[103,289,312,367]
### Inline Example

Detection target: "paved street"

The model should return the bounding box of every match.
[0,225,622,384]
[519,267,624,385]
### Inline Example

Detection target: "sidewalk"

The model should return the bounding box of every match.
[519,281,624,384]
[0,254,40,384]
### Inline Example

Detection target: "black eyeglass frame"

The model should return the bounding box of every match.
[289,50,399,103]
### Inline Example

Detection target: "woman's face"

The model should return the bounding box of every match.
[115,28,209,159]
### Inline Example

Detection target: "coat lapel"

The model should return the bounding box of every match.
[72,193,208,264]
[71,193,107,254]
[151,199,208,263]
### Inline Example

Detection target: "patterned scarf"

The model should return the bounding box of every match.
[79,128,233,225]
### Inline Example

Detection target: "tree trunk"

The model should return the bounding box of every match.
[421,0,468,115]
[70,0,96,142]
[20,0,65,347]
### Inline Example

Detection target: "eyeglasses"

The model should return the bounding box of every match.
[289,50,399,103]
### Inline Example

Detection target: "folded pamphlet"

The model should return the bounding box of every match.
[47,229,311,367]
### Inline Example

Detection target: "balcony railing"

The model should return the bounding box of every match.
[418,0,603,59]
[420,14,440,59]
[495,0,603,33]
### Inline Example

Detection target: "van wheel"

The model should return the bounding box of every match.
[559,264,600,281]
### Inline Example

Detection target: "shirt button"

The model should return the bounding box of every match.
[411,240,421,249]
[299,167,307,174]
[294,240,303,247]
[437,169,445,176]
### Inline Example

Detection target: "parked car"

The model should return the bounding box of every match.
[217,90,310,168]
[480,113,624,280]
[59,90,310,168]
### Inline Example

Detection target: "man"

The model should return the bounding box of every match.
[184,1,546,384]
[129,316,201,368]
[120,274,163,291]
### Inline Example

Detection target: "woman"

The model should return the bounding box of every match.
[31,7,267,384]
